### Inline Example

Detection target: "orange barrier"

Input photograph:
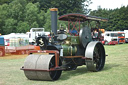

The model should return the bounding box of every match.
[34,46,40,50]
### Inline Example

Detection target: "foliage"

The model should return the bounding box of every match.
[3,18,17,34]
[0,0,91,34]
[0,4,9,34]
[90,6,128,31]
[44,9,51,31]
[1,0,128,34]
[0,0,13,5]
[0,0,45,34]
[17,21,29,33]
[30,0,92,15]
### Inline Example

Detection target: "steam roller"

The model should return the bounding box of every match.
[23,54,62,80]
[21,8,108,81]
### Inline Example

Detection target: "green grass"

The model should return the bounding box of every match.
[0,44,128,85]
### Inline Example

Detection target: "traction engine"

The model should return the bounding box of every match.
[21,8,108,81]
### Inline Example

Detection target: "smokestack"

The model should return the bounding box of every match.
[50,8,58,35]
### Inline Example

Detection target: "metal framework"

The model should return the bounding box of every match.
[59,13,108,35]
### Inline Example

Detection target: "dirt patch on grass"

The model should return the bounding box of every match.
[0,81,5,85]
[0,54,27,59]
[0,53,48,59]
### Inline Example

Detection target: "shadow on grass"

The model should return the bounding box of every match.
[28,63,120,81]
[60,63,120,80]
[60,66,88,80]
[103,63,120,71]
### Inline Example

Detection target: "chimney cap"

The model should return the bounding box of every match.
[50,8,58,11]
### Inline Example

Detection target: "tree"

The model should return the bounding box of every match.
[24,2,45,30]
[8,0,27,21]
[0,0,92,34]
[3,18,17,34]
[0,4,9,34]
[0,0,13,5]
[90,5,128,31]
[25,3,39,28]
[44,9,51,31]
[17,21,30,33]
[0,0,46,34]
[30,0,92,15]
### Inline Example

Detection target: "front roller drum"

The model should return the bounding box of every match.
[85,41,105,71]
[23,54,62,80]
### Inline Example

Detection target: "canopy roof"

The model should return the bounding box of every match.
[59,13,108,22]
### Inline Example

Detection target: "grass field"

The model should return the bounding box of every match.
[0,44,128,85]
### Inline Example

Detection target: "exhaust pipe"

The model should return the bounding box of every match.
[50,8,58,35]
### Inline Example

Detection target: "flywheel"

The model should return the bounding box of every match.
[79,26,92,48]
[85,41,105,71]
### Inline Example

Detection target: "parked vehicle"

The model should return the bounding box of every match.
[1,35,10,46]
[104,31,118,45]
[117,32,125,43]
[0,33,40,56]
[124,30,128,43]
[2,33,28,46]
[5,36,35,55]
[5,45,35,55]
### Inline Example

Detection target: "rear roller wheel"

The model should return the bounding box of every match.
[23,54,62,80]
[49,57,62,80]
[85,41,105,71]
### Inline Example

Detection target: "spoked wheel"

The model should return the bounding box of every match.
[23,54,62,80]
[85,41,105,72]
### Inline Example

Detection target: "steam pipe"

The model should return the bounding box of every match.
[50,8,58,35]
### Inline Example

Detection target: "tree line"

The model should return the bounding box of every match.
[90,6,128,31]
[0,0,128,35]
[0,0,91,34]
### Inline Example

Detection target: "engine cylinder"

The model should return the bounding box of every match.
[62,45,77,56]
